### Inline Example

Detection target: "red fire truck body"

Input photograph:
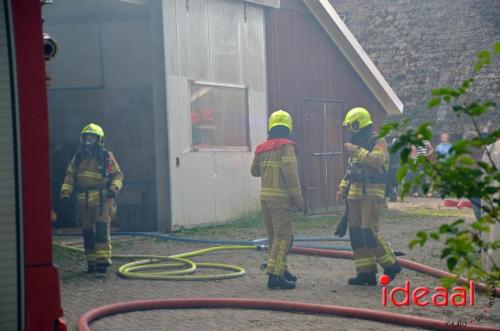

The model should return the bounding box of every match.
[1,1,66,330]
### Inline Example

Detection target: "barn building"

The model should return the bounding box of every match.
[43,0,402,232]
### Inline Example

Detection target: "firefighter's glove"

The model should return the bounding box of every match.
[59,197,72,218]
[334,214,349,238]
[344,143,359,156]
[105,189,116,199]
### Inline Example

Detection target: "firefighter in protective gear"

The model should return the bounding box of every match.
[60,123,123,273]
[337,107,401,285]
[251,109,303,290]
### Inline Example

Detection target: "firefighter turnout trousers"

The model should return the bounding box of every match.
[78,197,117,267]
[261,199,293,277]
[347,198,396,273]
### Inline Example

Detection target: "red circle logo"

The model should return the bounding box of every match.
[379,274,390,286]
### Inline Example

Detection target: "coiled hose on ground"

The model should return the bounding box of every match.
[76,246,500,331]
[55,242,258,280]
[54,232,352,280]
[55,233,499,330]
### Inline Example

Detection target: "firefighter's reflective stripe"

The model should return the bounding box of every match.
[348,184,386,199]
[338,137,388,199]
[95,250,112,265]
[377,253,395,265]
[95,255,112,265]
[261,200,293,277]
[274,240,288,275]
[354,256,376,268]
[111,179,123,190]
[61,160,75,197]
[339,180,386,198]
[339,179,348,192]
[354,147,369,159]
[86,253,96,263]
[261,188,291,198]
[377,239,396,265]
[76,191,101,206]
[261,160,281,167]
[65,163,75,175]
[349,198,398,273]
[252,142,303,207]
[95,250,111,258]
[281,156,297,164]
[60,152,123,200]
[267,240,288,276]
[79,171,103,180]
[61,183,73,193]
[267,258,276,271]
[108,153,123,190]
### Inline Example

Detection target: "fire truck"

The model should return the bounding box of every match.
[0,0,66,330]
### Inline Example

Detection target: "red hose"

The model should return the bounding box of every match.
[77,297,499,331]
[78,248,499,331]
[291,247,500,297]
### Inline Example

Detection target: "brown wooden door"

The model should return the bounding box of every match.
[300,98,344,214]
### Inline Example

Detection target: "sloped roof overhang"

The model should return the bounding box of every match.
[303,0,404,114]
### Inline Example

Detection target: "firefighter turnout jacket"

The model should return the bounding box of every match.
[339,136,388,200]
[251,138,303,208]
[61,151,123,207]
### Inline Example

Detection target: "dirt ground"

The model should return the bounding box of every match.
[53,198,500,331]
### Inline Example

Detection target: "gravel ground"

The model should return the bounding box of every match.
[53,198,500,331]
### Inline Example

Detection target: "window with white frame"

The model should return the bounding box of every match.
[190,81,250,150]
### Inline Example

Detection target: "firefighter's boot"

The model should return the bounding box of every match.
[384,262,402,281]
[87,264,97,273]
[96,265,108,274]
[284,270,297,282]
[267,274,296,290]
[348,272,377,286]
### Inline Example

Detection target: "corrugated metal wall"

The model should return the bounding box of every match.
[0,1,21,329]
[164,0,267,228]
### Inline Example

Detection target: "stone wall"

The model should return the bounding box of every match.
[330,0,499,134]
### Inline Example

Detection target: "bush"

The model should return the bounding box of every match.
[380,42,500,283]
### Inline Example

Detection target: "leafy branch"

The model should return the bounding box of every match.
[381,42,500,283]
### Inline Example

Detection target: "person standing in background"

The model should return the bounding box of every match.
[435,132,452,159]
[411,137,434,197]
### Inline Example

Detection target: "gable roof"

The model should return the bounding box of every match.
[302,0,403,114]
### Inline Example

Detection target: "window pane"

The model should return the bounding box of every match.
[190,83,249,149]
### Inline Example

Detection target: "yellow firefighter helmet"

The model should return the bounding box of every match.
[81,123,104,143]
[343,107,373,132]
[268,109,293,132]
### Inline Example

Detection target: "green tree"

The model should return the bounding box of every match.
[380,42,500,284]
